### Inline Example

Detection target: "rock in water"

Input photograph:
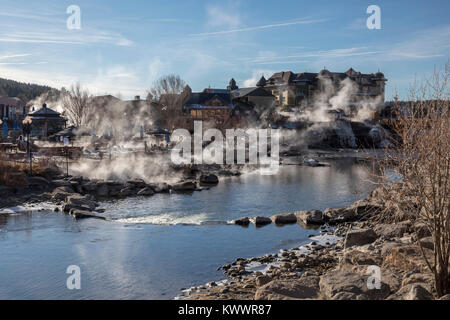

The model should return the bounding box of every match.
[70,209,106,220]
[62,194,97,212]
[172,181,196,192]
[137,187,154,196]
[234,217,250,226]
[252,216,272,226]
[270,213,297,225]
[199,174,219,185]
[294,210,325,225]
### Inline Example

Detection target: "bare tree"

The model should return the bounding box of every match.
[148,75,190,130]
[61,83,92,127]
[378,63,450,297]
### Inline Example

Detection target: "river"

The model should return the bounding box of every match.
[0,158,377,299]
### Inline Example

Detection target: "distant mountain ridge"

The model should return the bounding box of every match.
[0,77,59,103]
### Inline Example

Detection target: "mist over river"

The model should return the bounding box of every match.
[0,158,377,299]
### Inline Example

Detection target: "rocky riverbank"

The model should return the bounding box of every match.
[178,186,449,300]
[0,167,224,217]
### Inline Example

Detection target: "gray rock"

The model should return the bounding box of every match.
[63,194,97,213]
[374,223,409,239]
[270,213,297,225]
[149,183,170,193]
[319,268,390,300]
[234,217,250,226]
[324,207,356,224]
[27,176,50,187]
[388,283,433,300]
[137,187,154,196]
[252,216,272,226]
[294,210,325,225]
[118,187,134,197]
[255,275,272,287]
[199,174,219,185]
[172,181,196,192]
[344,228,378,247]
[96,183,109,197]
[255,276,320,300]
[70,209,106,220]
[125,178,147,188]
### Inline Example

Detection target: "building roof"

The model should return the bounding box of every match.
[0,96,23,107]
[231,87,273,99]
[185,90,233,109]
[266,68,387,86]
[29,105,62,117]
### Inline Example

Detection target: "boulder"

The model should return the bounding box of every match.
[382,245,432,273]
[149,183,170,193]
[255,276,320,300]
[294,210,325,225]
[70,209,106,220]
[62,194,97,213]
[344,228,378,247]
[234,217,250,226]
[137,187,154,196]
[270,213,297,225]
[27,176,50,187]
[118,187,134,197]
[96,183,109,197]
[324,207,357,224]
[81,181,98,192]
[199,174,219,185]
[374,223,410,239]
[319,268,390,300]
[252,216,272,226]
[172,181,196,192]
[255,275,272,287]
[125,178,147,189]
[388,283,433,300]
[50,179,72,187]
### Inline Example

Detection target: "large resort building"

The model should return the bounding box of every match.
[259,68,387,108]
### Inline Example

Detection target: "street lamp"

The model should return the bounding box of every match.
[22,117,32,175]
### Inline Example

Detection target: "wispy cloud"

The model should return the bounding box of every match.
[0,53,32,60]
[0,30,133,46]
[190,18,326,36]
[242,47,381,64]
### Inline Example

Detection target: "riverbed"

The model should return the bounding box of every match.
[0,158,377,299]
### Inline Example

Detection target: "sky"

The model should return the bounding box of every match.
[0,0,449,100]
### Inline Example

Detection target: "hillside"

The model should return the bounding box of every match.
[0,77,60,103]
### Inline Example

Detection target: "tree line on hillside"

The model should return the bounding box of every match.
[0,77,60,103]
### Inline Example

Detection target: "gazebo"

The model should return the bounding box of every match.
[25,104,67,139]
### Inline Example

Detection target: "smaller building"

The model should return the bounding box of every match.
[184,88,234,125]
[25,104,67,139]
[0,96,26,135]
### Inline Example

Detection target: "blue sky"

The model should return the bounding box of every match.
[0,0,449,100]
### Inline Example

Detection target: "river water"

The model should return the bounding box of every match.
[0,158,377,299]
